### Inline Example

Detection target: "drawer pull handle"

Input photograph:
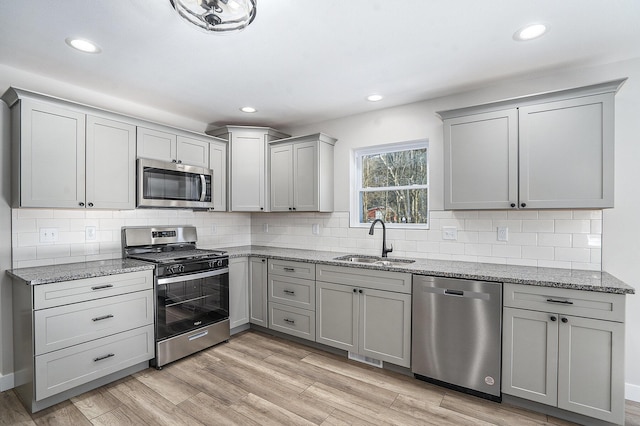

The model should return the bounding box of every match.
[94,353,115,362]
[91,284,114,291]
[546,298,573,305]
[283,267,296,272]
[92,314,114,322]
[188,330,209,341]
[284,318,295,325]
[283,290,295,295]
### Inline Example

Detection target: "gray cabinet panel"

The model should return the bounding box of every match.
[229,257,249,329]
[270,143,294,211]
[316,264,411,294]
[293,141,319,211]
[137,127,177,162]
[208,140,227,211]
[249,257,268,326]
[269,302,315,340]
[315,281,358,352]
[268,275,315,310]
[176,135,209,168]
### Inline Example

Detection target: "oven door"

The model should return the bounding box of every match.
[156,268,229,341]
[137,158,213,209]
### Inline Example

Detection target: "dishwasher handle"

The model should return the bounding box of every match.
[444,289,464,296]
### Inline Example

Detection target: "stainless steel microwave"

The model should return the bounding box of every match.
[137,158,213,209]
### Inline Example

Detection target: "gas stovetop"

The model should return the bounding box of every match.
[127,248,227,264]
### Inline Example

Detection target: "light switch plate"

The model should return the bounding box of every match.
[263,223,269,233]
[497,227,508,241]
[442,226,457,240]
[85,226,97,241]
[39,228,58,243]
[312,223,320,235]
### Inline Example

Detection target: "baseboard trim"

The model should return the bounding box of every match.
[0,372,15,392]
[626,382,640,402]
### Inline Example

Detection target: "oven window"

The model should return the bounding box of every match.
[143,167,212,202]
[156,273,229,340]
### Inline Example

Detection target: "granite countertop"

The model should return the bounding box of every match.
[219,245,635,295]
[6,259,155,285]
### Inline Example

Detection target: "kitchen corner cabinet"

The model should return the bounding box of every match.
[208,139,227,211]
[502,283,625,424]
[229,257,249,330]
[439,79,626,210]
[269,133,337,212]
[315,265,412,368]
[207,126,290,212]
[137,127,210,168]
[4,91,136,209]
[249,257,268,327]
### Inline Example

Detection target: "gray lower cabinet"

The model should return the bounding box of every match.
[502,283,625,424]
[249,257,268,326]
[229,257,250,330]
[315,265,412,368]
[12,270,155,413]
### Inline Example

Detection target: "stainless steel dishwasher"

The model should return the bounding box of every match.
[412,275,502,401]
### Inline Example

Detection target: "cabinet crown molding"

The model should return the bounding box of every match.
[268,132,338,146]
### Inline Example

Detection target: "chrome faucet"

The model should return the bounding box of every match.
[368,219,393,258]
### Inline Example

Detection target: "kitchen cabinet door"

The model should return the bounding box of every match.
[231,130,267,211]
[269,143,294,211]
[557,315,624,424]
[85,116,136,209]
[229,257,249,330]
[249,257,268,327]
[176,135,209,168]
[137,127,177,162]
[209,140,227,211]
[18,99,86,208]
[359,288,411,368]
[293,141,319,211]
[443,109,518,210]
[315,281,358,352]
[502,307,558,406]
[519,93,614,209]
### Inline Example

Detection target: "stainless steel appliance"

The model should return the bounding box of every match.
[412,275,502,401]
[137,158,214,209]
[122,226,229,368]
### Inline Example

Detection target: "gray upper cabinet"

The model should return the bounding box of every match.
[269,133,337,212]
[137,127,210,168]
[208,126,290,212]
[208,139,227,211]
[3,90,136,209]
[439,79,626,210]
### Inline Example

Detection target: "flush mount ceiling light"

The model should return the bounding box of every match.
[513,23,548,41]
[170,0,256,33]
[240,106,257,113]
[65,37,101,53]
[367,94,383,102]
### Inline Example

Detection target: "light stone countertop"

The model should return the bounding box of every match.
[219,245,635,295]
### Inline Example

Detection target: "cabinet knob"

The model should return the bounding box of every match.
[178,160,182,164]
[260,207,264,211]
[172,159,177,163]
[79,202,85,207]
[261,259,266,262]
[292,207,296,211]
[520,203,527,208]
[88,202,94,207]
[561,317,568,323]
[289,207,292,211]
[510,203,516,208]
[550,315,557,321]
[353,289,357,293]
[359,289,363,294]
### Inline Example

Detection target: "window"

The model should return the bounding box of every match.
[351,140,429,229]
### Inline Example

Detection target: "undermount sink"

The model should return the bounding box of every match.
[333,255,415,267]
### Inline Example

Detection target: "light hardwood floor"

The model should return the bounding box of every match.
[1,330,639,426]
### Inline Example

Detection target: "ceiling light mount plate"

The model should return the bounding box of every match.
[367,94,383,102]
[513,23,548,41]
[240,106,257,113]
[170,0,257,33]
[65,37,101,53]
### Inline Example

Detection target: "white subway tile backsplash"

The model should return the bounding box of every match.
[507,210,538,220]
[572,210,602,220]
[521,220,554,233]
[464,220,493,232]
[538,233,572,248]
[465,244,492,256]
[493,220,523,232]
[554,220,591,234]
[591,219,602,234]
[555,247,591,263]
[538,210,572,219]
[522,246,555,260]
[508,233,538,246]
[492,244,522,258]
[477,211,508,220]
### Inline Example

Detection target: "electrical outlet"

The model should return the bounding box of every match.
[312,223,320,235]
[497,226,508,241]
[85,226,97,241]
[211,224,217,234]
[442,226,457,240]
[39,228,58,243]
[263,223,269,233]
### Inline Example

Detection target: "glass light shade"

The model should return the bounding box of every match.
[170,0,256,33]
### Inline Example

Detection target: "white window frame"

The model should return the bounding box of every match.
[350,139,429,229]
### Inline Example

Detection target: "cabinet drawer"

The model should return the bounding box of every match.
[268,275,315,310]
[34,324,154,401]
[269,302,315,341]
[503,283,625,322]
[34,290,154,355]
[316,265,411,294]
[268,259,315,280]
[34,271,153,309]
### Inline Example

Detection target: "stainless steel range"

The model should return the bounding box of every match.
[122,226,229,368]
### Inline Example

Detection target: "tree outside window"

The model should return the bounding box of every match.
[352,141,429,228]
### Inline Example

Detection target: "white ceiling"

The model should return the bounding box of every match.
[1,0,640,129]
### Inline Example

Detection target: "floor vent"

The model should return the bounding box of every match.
[348,352,383,368]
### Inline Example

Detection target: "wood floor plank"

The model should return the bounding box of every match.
[0,390,36,426]
[440,392,549,426]
[89,405,148,426]
[30,400,92,426]
[69,387,122,420]
[238,330,316,359]
[230,393,317,426]
[177,392,262,426]
[391,393,495,426]
[133,366,200,405]
[626,400,640,426]
[107,376,203,425]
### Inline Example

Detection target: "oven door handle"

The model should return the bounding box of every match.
[199,174,207,202]
[157,268,229,285]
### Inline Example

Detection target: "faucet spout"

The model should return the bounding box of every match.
[368,219,393,258]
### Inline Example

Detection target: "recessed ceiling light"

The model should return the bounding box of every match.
[65,37,101,53]
[367,94,383,102]
[513,23,548,41]
[240,106,257,113]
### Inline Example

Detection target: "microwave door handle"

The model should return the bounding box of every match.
[199,174,207,202]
